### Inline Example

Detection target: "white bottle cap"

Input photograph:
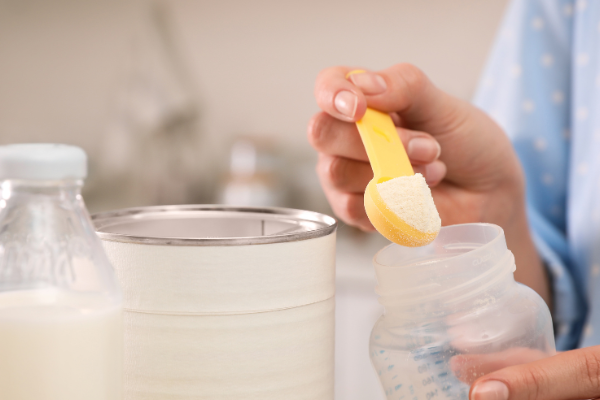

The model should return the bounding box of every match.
[0,143,87,180]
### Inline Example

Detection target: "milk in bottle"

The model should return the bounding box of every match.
[0,144,122,400]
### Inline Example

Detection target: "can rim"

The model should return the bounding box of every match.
[92,205,337,246]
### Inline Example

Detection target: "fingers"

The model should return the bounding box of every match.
[350,64,455,131]
[310,111,447,227]
[315,147,445,194]
[311,65,449,229]
[321,185,374,231]
[406,135,441,165]
[450,348,548,385]
[413,160,446,187]
[307,112,368,161]
[314,64,471,163]
[315,64,443,126]
[317,155,446,194]
[314,66,370,122]
[315,154,446,229]
[308,111,442,163]
[316,154,373,230]
[317,154,372,193]
[470,346,600,400]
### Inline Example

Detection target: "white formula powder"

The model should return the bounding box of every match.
[376,173,441,233]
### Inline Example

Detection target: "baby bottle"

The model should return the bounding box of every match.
[370,223,555,399]
[0,144,122,400]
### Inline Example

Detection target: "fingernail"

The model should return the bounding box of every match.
[334,90,358,118]
[471,381,509,400]
[349,72,387,95]
[407,137,441,162]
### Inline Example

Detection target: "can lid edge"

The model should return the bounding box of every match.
[92,205,337,246]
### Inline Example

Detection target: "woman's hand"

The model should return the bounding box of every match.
[308,64,550,304]
[469,346,600,400]
[309,64,522,233]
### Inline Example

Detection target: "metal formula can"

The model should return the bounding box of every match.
[92,205,336,400]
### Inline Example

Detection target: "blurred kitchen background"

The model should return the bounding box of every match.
[0,0,507,398]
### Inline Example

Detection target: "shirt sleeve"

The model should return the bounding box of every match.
[473,0,587,350]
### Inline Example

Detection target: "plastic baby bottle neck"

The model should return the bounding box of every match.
[373,223,518,321]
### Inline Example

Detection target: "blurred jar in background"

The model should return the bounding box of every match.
[219,137,285,207]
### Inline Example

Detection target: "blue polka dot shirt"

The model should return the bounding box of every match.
[474,0,600,350]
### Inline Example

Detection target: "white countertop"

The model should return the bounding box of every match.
[335,225,388,400]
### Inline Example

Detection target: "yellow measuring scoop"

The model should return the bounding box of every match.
[356,107,438,247]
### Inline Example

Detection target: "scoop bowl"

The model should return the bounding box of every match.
[364,180,438,247]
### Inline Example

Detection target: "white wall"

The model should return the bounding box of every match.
[0,0,507,212]
[166,0,507,153]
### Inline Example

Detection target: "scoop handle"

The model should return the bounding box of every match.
[356,108,414,183]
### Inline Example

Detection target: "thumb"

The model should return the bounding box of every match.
[348,63,467,135]
[346,64,516,192]
[470,346,600,400]
[313,63,460,131]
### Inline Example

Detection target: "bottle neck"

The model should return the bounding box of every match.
[372,223,517,323]
[378,254,517,323]
[2,178,83,199]
[0,179,87,229]
[0,178,96,291]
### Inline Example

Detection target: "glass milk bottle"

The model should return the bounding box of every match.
[0,144,122,400]
[369,223,555,400]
